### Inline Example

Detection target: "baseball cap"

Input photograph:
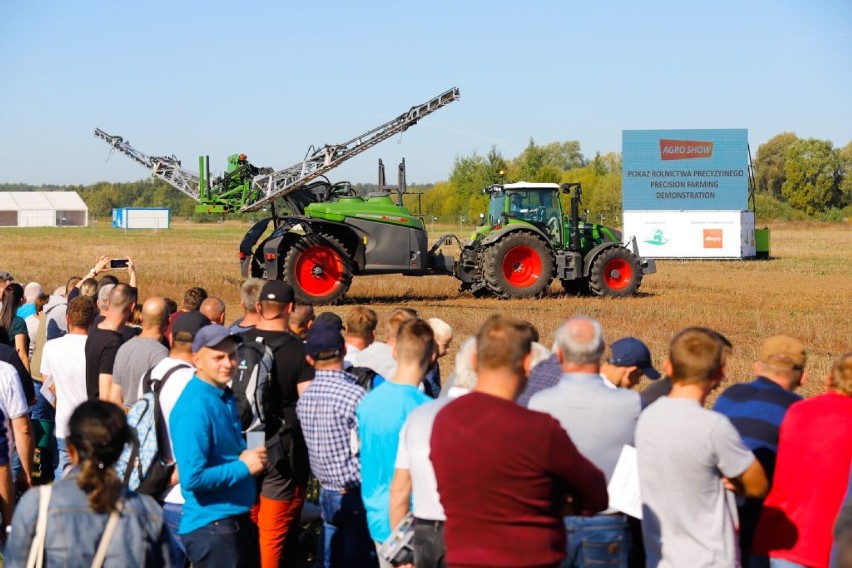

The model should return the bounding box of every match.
[259,280,294,304]
[609,337,661,380]
[172,311,211,344]
[759,335,806,370]
[192,324,242,353]
[314,311,343,330]
[305,322,345,360]
[0,271,13,281]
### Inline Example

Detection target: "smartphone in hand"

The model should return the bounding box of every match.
[110,258,129,269]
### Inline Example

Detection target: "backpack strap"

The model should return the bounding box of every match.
[26,484,52,568]
[91,501,123,568]
[151,364,191,464]
[141,367,156,395]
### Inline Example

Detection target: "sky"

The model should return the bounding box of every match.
[1,1,850,187]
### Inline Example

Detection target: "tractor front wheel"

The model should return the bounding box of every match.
[482,232,554,298]
[588,247,643,297]
[283,235,352,305]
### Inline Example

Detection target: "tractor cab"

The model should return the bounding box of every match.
[486,182,563,245]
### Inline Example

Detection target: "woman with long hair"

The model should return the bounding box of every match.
[0,283,30,373]
[5,400,170,567]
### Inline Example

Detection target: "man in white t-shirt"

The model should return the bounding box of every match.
[636,327,768,568]
[356,308,416,380]
[41,295,96,479]
[139,311,208,567]
[389,336,477,568]
[343,306,378,369]
[0,361,32,489]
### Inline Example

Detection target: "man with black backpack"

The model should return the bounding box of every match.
[238,281,314,568]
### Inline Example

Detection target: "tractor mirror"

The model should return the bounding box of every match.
[561,182,582,194]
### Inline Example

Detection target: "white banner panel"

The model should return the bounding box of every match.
[623,211,755,259]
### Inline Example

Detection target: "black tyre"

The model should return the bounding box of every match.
[588,246,643,298]
[481,232,554,298]
[283,234,352,305]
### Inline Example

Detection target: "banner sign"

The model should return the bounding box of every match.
[623,210,756,258]
[622,129,749,211]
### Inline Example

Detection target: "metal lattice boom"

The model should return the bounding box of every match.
[94,128,202,201]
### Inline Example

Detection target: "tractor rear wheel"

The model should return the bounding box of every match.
[482,232,554,298]
[588,246,643,297]
[283,234,352,305]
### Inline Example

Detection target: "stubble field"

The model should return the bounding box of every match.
[2,220,850,399]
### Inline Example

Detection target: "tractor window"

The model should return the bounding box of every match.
[489,194,506,224]
[507,190,562,244]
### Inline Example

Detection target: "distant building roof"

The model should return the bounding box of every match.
[0,191,88,211]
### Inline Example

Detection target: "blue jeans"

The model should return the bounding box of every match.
[182,513,259,568]
[562,514,630,568]
[320,487,377,568]
[162,502,186,567]
[55,438,70,480]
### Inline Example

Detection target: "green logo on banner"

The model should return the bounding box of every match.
[644,230,669,246]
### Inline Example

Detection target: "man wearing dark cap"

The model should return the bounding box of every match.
[713,335,806,567]
[240,280,314,568]
[142,310,210,567]
[600,337,660,390]
[529,316,642,567]
[171,324,268,568]
[297,323,377,567]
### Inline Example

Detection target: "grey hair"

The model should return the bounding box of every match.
[427,317,453,343]
[452,336,478,390]
[97,283,115,312]
[554,315,605,365]
[24,282,43,302]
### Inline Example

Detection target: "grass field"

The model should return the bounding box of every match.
[2,220,850,399]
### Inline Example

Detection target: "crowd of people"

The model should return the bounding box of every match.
[0,262,849,568]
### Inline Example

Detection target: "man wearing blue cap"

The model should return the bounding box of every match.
[600,337,661,390]
[171,324,269,567]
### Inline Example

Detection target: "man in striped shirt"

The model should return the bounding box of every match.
[297,322,376,568]
[712,335,806,567]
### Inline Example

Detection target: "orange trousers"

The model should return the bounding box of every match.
[250,487,307,568]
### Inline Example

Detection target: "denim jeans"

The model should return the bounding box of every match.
[413,519,446,568]
[562,514,630,568]
[319,487,377,568]
[182,513,259,568]
[55,438,70,480]
[162,502,187,567]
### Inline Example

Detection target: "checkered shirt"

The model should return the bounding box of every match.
[296,369,366,491]
[516,354,563,407]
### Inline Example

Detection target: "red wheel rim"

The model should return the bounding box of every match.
[501,245,542,288]
[295,245,344,296]
[603,258,633,290]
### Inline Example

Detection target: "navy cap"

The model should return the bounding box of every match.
[0,271,13,281]
[609,337,660,380]
[314,311,343,330]
[172,311,211,344]
[191,324,242,353]
[305,322,345,360]
[259,280,294,303]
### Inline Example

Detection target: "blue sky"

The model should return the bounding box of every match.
[1,1,850,186]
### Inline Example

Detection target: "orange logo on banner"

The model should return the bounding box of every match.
[659,139,714,160]
[704,229,723,248]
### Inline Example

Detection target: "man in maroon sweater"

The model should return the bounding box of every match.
[430,315,608,568]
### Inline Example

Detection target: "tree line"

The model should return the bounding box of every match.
[3,133,850,224]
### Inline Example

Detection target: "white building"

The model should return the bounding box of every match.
[0,192,88,227]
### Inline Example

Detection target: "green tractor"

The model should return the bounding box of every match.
[240,177,656,304]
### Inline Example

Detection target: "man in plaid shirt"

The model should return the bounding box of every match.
[297,322,378,568]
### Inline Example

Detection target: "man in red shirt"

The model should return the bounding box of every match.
[430,315,608,568]
[752,352,852,567]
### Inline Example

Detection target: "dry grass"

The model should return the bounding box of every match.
[2,220,850,400]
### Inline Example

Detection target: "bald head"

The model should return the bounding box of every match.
[141,296,168,332]
[200,297,226,325]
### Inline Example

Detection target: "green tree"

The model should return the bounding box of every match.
[837,141,852,207]
[754,132,798,198]
[781,138,842,215]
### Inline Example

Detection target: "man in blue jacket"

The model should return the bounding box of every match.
[171,324,268,567]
